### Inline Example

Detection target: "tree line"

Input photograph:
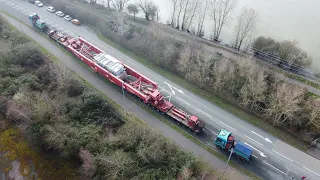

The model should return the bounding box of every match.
[0,15,221,179]
[84,0,312,67]
[49,0,319,144]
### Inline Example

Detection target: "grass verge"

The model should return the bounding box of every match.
[96,33,310,152]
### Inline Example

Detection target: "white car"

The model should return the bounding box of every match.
[55,11,65,17]
[34,1,43,7]
[46,6,55,13]
[64,15,72,21]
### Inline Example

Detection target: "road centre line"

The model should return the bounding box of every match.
[251,131,264,139]
[244,142,261,152]
[245,135,263,146]
[272,150,293,162]
[176,97,190,106]
[266,163,287,175]
[219,121,236,131]
[303,166,320,177]
[252,155,258,159]
[197,108,212,118]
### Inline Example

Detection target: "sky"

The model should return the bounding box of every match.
[153,0,320,70]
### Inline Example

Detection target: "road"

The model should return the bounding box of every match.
[1,0,320,179]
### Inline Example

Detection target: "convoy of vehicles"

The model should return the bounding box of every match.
[29,13,205,134]
[214,129,253,162]
[29,11,255,163]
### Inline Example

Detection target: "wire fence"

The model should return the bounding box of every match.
[209,36,319,81]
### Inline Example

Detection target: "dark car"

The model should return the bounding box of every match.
[28,0,35,3]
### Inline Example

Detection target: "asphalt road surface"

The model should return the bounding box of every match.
[1,0,320,179]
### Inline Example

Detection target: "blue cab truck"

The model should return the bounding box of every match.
[214,129,253,163]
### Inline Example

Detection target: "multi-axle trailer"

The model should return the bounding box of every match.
[33,18,205,134]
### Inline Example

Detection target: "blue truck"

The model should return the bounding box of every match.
[214,129,253,162]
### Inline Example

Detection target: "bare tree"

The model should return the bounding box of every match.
[138,0,158,21]
[176,0,186,29]
[170,0,179,27]
[278,40,312,66]
[112,0,130,12]
[127,4,139,20]
[185,0,200,31]
[110,12,128,36]
[210,0,237,41]
[239,60,267,111]
[304,99,320,129]
[104,0,112,8]
[196,0,209,37]
[267,83,306,126]
[180,0,191,31]
[234,7,259,50]
[212,58,235,93]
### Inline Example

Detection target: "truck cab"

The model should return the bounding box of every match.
[214,129,235,151]
[29,13,48,32]
[214,129,253,163]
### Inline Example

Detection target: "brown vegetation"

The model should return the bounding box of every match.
[0,15,219,179]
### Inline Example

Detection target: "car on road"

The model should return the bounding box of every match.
[34,1,43,7]
[55,11,65,17]
[28,0,35,3]
[64,15,72,21]
[71,19,81,25]
[46,6,55,13]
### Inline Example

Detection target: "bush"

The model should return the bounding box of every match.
[8,42,44,68]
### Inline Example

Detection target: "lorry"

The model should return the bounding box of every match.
[214,129,253,162]
[45,28,205,134]
[29,13,48,32]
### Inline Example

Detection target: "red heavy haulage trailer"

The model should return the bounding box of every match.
[47,30,205,134]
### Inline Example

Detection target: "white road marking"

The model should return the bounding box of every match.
[197,108,213,118]
[23,10,32,15]
[158,86,170,94]
[164,81,184,94]
[266,163,288,175]
[176,97,190,106]
[22,11,29,15]
[209,130,217,135]
[272,150,293,162]
[6,1,15,6]
[13,5,23,11]
[219,121,236,131]
[303,167,320,177]
[245,135,264,146]
[244,142,267,158]
[251,131,273,143]
[252,155,258,159]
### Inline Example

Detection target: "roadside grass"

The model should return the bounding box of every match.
[286,73,320,90]
[96,33,310,152]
